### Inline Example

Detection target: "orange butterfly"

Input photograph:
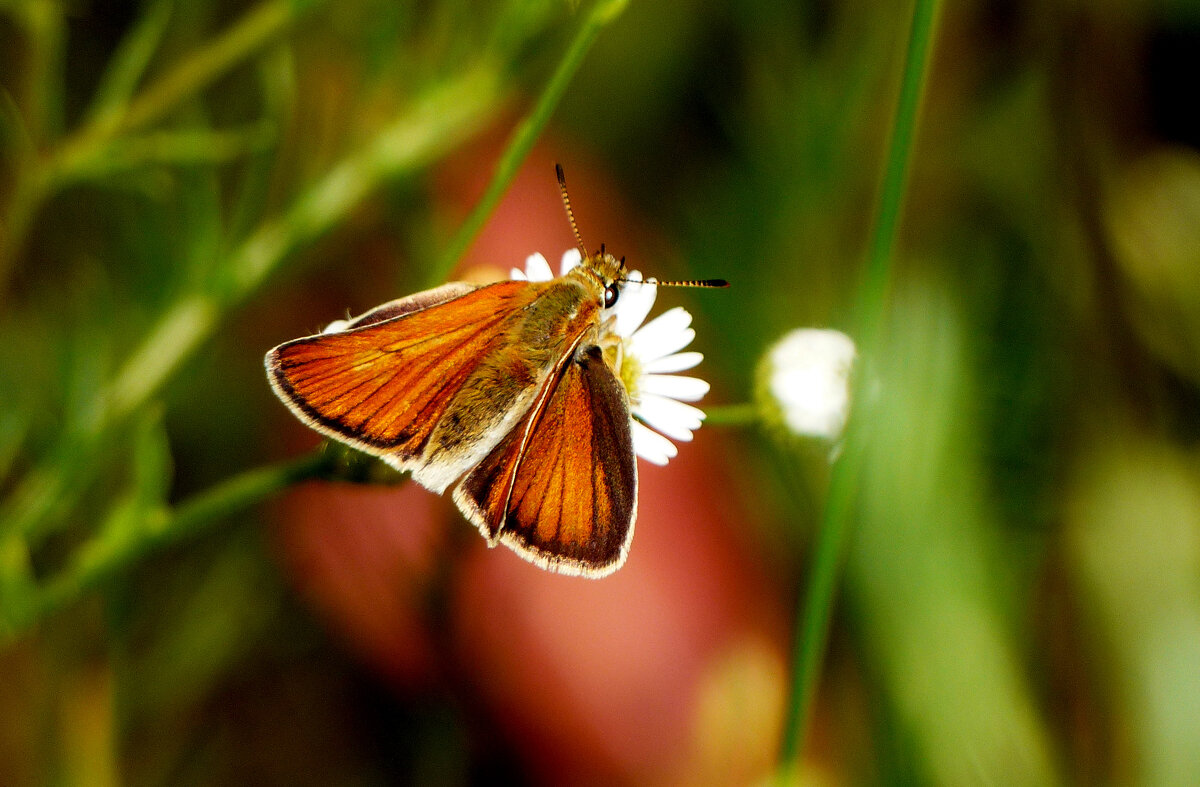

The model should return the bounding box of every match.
[266,166,725,577]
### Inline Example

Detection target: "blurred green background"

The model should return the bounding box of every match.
[3,0,1200,784]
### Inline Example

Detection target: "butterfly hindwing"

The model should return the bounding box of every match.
[453,343,638,577]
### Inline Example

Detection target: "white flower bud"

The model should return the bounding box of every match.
[760,328,856,440]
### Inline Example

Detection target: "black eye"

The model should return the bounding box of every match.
[604,283,620,308]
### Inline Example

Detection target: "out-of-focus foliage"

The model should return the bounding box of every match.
[1,0,1198,784]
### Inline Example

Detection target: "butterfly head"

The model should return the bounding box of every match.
[574,246,628,310]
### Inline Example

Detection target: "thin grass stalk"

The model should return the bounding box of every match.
[778,0,942,769]
[432,0,631,286]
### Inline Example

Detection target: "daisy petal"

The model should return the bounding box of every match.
[639,374,710,402]
[643,351,704,374]
[510,267,528,280]
[525,253,554,282]
[629,307,696,361]
[634,393,705,442]
[560,249,583,275]
[631,421,678,466]
[613,272,657,337]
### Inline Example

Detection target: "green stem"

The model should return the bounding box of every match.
[778,0,941,768]
[855,0,942,351]
[704,402,759,427]
[431,0,631,285]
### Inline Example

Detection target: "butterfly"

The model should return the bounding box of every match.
[266,165,726,577]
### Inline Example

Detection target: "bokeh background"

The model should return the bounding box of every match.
[3,0,1200,784]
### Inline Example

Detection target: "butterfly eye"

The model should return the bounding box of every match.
[604,283,620,309]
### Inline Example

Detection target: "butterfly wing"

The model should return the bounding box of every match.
[453,342,638,577]
[265,280,533,483]
[341,282,476,329]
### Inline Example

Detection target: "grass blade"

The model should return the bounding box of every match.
[778,0,943,768]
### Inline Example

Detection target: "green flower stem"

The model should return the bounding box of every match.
[22,451,332,641]
[778,0,942,768]
[431,0,631,286]
[703,403,759,427]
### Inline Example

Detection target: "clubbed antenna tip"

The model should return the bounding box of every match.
[656,278,730,288]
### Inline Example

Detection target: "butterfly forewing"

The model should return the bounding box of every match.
[342,282,476,329]
[454,344,637,577]
[266,280,528,464]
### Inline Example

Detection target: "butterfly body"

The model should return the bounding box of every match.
[266,252,639,576]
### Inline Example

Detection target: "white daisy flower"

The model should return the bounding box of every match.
[513,251,710,466]
[759,328,856,440]
[511,249,584,281]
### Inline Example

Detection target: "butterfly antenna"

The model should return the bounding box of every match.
[650,278,731,288]
[556,164,588,257]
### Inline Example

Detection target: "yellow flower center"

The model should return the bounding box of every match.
[603,337,642,406]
